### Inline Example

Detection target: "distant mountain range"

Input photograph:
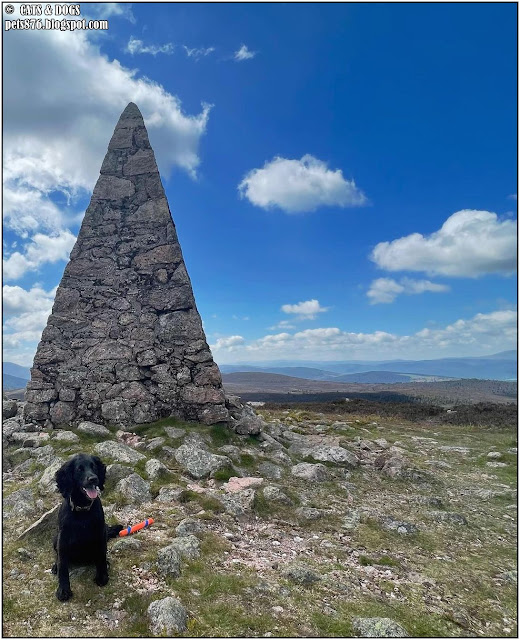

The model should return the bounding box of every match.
[2,350,516,393]
[3,363,31,390]
[219,350,517,382]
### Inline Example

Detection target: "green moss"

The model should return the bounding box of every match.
[378,555,401,567]
[177,489,224,513]
[209,423,234,447]
[212,467,235,482]
[239,453,256,468]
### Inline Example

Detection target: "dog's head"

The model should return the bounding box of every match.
[55,453,106,500]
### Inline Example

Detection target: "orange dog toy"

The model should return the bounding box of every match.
[119,518,154,537]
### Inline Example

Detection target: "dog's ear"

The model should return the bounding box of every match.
[92,456,106,491]
[55,458,75,497]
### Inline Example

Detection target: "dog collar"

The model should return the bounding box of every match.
[69,496,94,512]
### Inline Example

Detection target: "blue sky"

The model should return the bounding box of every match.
[3,2,517,366]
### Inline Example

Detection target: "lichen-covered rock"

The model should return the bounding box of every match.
[262,485,293,505]
[296,507,323,521]
[148,596,187,635]
[106,463,134,486]
[352,617,409,637]
[342,509,361,530]
[156,546,182,578]
[231,403,265,435]
[220,488,256,517]
[4,488,36,517]
[429,511,468,526]
[174,443,231,479]
[77,421,111,438]
[53,431,80,443]
[145,458,169,481]
[112,537,142,553]
[305,445,358,468]
[115,473,151,504]
[258,461,283,479]
[380,517,418,535]
[167,534,201,560]
[283,563,321,586]
[3,400,18,420]
[175,518,205,537]
[38,458,64,495]
[291,462,329,482]
[94,440,145,464]
[156,486,184,502]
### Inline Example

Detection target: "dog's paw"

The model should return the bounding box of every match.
[95,572,109,587]
[107,524,125,539]
[56,586,73,601]
[51,563,57,575]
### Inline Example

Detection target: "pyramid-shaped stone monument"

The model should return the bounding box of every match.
[24,103,241,430]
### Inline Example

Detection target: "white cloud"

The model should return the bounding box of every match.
[238,155,367,213]
[126,36,174,56]
[183,45,216,60]
[4,27,211,241]
[268,320,297,330]
[371,210,517,278]
[234,44,256,61]
[3,284,57,316]
[90,3,136,23]
[281,299,329,320]
[212,310,517,363]
[3,230,76,281]
[367,277,450,305]
[2,284,57,366]
[210,335,246,351]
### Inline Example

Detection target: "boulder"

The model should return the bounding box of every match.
[258,461,283,480]
[106,463,134,486]
[94,440,145,464]
[4,488,37,517]
[145,458,169,481]
[77,421,111,438]
[156,486,184,503]
[38,458,64,495]
[174,443,231,479]
[291,462,329,482]
[283,563,321,586]
[222,476,263,493]
[220,488,256,517]
[115,473,151,504]
[53,430,80,443]
[156,546,182,578]
[175,518,205,537]
[147,596,187,635]
[262,485,293,505]
[167,534,201,560]
[352,617,409,637]
[3,400,18,420]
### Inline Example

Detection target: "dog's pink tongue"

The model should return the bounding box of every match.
[85,488,98,499]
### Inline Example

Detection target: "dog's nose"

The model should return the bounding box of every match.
[86,475,98,484]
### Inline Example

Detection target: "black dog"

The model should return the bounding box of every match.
[52,453,123,601]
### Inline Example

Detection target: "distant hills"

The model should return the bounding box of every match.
[3,363,31,391]
[219,350,517,382]
[2,350,516,394]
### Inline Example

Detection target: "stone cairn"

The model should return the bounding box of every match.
[25,103,261,435]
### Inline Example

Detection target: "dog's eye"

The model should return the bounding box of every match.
[78,464,84,472]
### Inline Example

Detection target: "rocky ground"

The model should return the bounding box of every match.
[2,399,517,637]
